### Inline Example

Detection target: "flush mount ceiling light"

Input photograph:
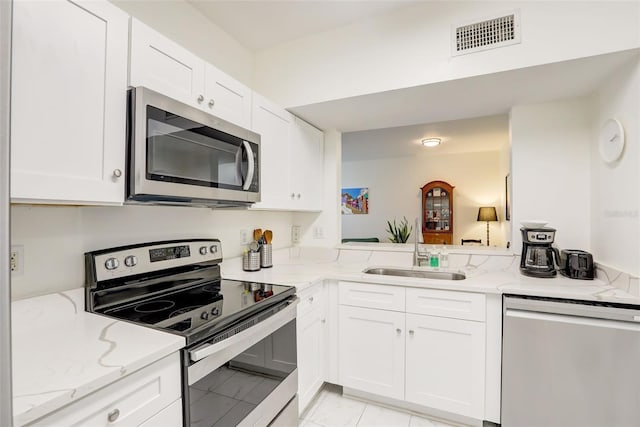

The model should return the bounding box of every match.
[421,138,441,147]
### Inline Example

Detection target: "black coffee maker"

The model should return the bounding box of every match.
[520,227,558,278]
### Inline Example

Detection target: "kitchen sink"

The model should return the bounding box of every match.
[363,267,466,280]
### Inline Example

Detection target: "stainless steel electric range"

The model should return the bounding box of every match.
[85,239,298,427]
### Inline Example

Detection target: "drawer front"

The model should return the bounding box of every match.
[297,282,326,318]
[406,288,485,321]
[338,281,405,312]
[30,352,181,427]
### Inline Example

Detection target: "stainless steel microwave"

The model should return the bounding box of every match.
[126,87,260,208]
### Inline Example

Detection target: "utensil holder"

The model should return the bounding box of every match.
[260,244,273,268]
[242,251,260,271]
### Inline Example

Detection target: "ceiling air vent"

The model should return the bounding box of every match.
[452,11,521,56]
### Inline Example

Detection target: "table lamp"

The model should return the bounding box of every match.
[477,206,498,246]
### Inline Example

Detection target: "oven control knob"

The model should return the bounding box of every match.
[124,255,137,267]
[211,307,219,316]
[200,311,210,320]
[199,246,208,255]
[209,245,218,254]
[104,257,119,270]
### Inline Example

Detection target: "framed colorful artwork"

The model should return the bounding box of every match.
[341,187,369,214]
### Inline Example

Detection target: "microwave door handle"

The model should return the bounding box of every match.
[242,140,254,191]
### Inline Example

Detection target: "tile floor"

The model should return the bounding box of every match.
[299,385,461,427]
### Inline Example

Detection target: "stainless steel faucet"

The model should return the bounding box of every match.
[413,218,429,266]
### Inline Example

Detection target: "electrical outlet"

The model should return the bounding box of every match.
[313,226,324,239]
[291,225,301,243]
[240,229,250,245]
[10,245,24,276]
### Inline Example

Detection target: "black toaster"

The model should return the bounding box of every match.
[559,249,595,280]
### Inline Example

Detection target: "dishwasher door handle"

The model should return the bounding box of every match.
[506,308,640,332]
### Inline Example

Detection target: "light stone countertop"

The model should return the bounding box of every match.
[11,288,185,426]
[222,246,640,304]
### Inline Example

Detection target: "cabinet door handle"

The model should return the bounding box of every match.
[197,94,204,103]
[112,169,122,178]
[208,99,215,108]
[308,296,314,303]
[291,193,295,199]
[107,408,120,423]
[296,193,301,199]
[396,328,402,334]
[321,319,326,324]
[409,329,415,335]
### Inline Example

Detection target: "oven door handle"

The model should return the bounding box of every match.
[187,298,298,385]
[189,297,297,364]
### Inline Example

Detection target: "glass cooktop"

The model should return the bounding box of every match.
[101,279,293,340]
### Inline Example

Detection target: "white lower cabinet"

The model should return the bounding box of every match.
[338,306,404,400]
[337,282,486,420]
[296,282,328,414]
[405,313,485,419]
[29,353,182,427]
[297,303,325,411]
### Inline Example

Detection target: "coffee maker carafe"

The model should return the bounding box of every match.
[520,227,558,277]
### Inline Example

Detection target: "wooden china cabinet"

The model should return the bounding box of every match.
[421,181,454,245]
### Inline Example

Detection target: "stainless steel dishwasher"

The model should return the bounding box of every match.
[501,294,640,427]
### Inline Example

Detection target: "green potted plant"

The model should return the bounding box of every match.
[386,216,413,243]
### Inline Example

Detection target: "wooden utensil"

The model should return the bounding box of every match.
[253,229,262,242]
[264,230,273,244]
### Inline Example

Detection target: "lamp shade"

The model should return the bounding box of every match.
[477,206,498,222]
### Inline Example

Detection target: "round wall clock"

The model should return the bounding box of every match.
[598,118,625,163]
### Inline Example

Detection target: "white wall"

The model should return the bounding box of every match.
[342,151,506,247]
[10,205,293,300]
[510,96,594,253]
[255,1,640,108]
[110,0,254,86]
[499,143,512,246]
[591,57,640,275]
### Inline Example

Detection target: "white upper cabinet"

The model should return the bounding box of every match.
[251,93,293,210]
[129,17,205,108]
[204,63,252,129]
[129,19,251,128]
[289,117,324,211]
[251,93,324,212]
[11,0,128,205]
[129,19,324,212]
